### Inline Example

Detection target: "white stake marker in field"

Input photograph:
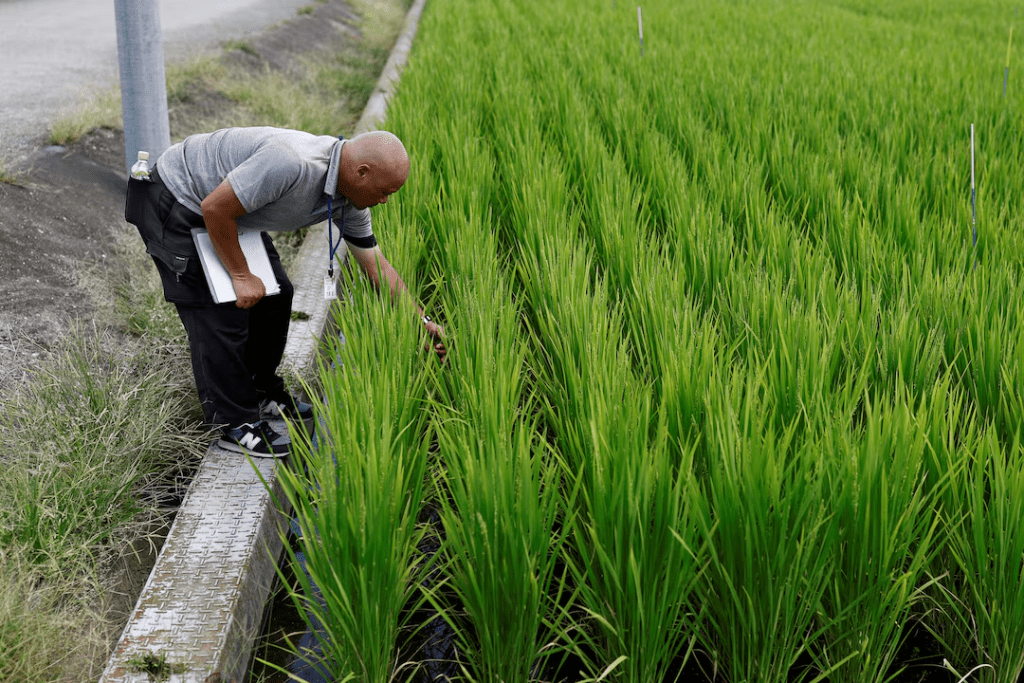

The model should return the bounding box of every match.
[1005,21,1014,97]
[638,6,643,57]
[971,123,977,248]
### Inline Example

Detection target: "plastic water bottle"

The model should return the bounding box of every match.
[130,151,151,181]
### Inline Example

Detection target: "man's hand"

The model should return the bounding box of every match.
[232,271,267,309]
[424,319,447,362]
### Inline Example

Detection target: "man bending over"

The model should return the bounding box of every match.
[126,127,444,457]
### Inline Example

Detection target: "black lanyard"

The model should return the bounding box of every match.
[327,134,346,278]
[327,194,345,278]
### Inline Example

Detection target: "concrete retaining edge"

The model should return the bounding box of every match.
[98,0,428,680]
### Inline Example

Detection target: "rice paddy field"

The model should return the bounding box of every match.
[274,0,1024,681]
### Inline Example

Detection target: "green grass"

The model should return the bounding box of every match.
[124,651,188,681]
[0,157,21,185]
[0,553,101,683]
[223,39,259,57]
[0,324,208,681]
[48,90,122,146]
[0,325,207,567]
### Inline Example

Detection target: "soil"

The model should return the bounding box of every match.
[0,130,127,389]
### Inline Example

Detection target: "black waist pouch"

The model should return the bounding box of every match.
[124,175,149,226]
[124,176,213,305]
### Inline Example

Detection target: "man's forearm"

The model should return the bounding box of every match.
[355,247,444,344]
[205,215,250,278]
[365,250,418,308]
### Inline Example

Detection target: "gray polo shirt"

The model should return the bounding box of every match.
[155,127,376,248]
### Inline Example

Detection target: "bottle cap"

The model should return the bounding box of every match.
[137,151,150,160]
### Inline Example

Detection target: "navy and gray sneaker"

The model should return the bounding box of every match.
[259,393,315,433]
[219,420,291,458]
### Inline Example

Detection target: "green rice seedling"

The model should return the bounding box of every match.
[929,428,1024,682]
[425,173,571,679]
[430,290,569,680]
[513,205,707,679]
[874,288,946,403]
[693,366,837,683]
[318,0,1024,679]
[813,387,948,683]
[534,313,707,680]
[946,271,1023,437]
[620,251,724,468]
[272,283,432,683]
[997,332,1024,442]
[561,408,707,683]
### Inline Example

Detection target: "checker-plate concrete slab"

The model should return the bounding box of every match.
[100,427,291,683]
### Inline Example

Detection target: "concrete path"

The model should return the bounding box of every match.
[0,0,312,162]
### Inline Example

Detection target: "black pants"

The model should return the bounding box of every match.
[175,286,293,427]
[126,171,294,428]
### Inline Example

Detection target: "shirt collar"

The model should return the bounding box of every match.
[324,138,345,198]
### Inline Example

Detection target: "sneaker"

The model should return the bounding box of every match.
[259,393,315,433]
[218,420,291,458]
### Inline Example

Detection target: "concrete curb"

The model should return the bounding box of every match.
[355,0,427,134]
[99,0,427,680]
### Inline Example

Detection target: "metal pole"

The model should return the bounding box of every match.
[971,124,976,247]
[1005,25,1013,97]
[637,6,643,58]
[114,0,170,175]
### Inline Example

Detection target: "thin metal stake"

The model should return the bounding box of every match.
[638,6,643,57]
[971,124,977,250]
[1005,24,1014,97]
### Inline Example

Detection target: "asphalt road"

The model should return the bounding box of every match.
[0,0,312,163]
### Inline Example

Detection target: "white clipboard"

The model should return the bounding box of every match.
[191,229,281,304]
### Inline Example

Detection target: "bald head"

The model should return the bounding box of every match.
[349,130,409,182]
[338,130,410,209]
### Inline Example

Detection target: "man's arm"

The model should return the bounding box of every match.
[200,179,265,309]
[348,244,446,343]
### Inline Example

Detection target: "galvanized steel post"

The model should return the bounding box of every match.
[114,0,171,175]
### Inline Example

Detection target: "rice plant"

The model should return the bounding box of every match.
[813,386,950,683]
[426,189,571,679]
[932,428,1024,682]
[273,285,433,682]
[692,367,836,683]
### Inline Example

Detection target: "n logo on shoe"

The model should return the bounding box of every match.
[239,432,263,450]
